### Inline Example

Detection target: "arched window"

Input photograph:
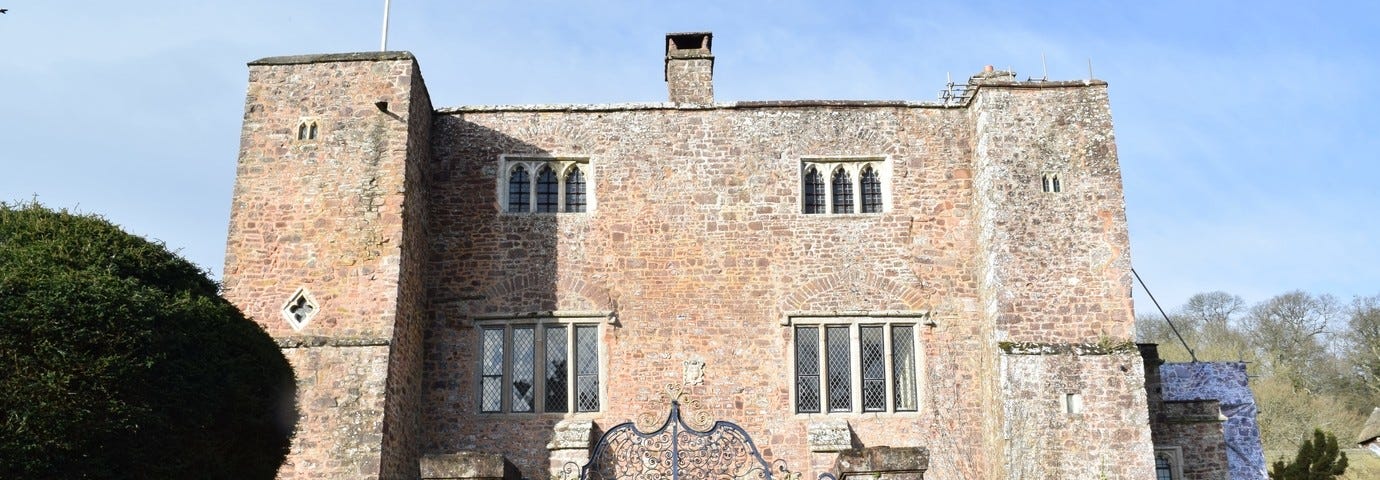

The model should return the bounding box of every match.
[831,169,853,214]
[508,166,530,213]
[1042,173,1062,193]
[307,121,318,140]
[536,165,559,213]
[565,167,586,213]
[861,165,882,213]
[297,122,308,140]
[1155,454,1173,480]
[803,166,825,214]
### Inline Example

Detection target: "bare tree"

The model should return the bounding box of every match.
[1243,291,1342,390]
[1341,295,1380,396]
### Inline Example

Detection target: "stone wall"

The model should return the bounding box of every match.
[419,83,1149,479]
[223,52,429,479]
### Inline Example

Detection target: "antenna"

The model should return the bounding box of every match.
[380,0,392,51]
[1041,53,1048,80]
[1087,58,1094,81]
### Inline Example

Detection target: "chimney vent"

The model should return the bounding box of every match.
[664,32,714,104]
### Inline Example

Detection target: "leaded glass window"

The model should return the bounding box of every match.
[511,327,535,412]
[793,320,921,414]
[536,166,559,213]
[860,326,886,411]
[1155,455,1172,480]
[508,166,530,213]
[826,326,852,412]
[861,165,882,213]
[575,325,600,412]
[803,166,825,214]
[795,326,821,413]
[565,167,586,213]
[480,328,504,413]
[892,325,917,411]
[476,321,600,413]
[545,326,568,413]
[831,169,853,214]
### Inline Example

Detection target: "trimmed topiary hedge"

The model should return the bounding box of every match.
[0,203,296,479]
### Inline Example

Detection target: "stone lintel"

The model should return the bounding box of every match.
[807,419,854,452]
[420,452,519,480]
[834,446,929,480]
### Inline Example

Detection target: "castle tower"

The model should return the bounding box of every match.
[966,70,1154,477]
[222,52,433,479]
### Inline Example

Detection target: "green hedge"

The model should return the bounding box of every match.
[0,203,296,479]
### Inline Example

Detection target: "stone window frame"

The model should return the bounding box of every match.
[1154,446,1184,480]
[499,155,595,214]
[785,312,926,416]
[295,119,319,141]
[472,311,611,415]
[800,156,891,215]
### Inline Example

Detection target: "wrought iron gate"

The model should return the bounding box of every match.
[572,401,820,480]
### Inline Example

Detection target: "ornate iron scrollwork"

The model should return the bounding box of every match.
[572,401,774,480]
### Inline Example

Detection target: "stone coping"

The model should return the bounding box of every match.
[435,80,1105,114]
[249,51,416,66]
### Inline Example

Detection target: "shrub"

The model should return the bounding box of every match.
[1269,429,1349,480]
[0,203,296,479]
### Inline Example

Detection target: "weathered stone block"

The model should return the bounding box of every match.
[419,452,519,480]
[807,420,854,452]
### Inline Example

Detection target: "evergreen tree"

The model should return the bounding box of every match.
[1269,429,1348,480]
[0,203,297,479]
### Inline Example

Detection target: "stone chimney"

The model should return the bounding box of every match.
[664,32,714,104]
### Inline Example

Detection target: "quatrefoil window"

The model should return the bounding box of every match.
[280,287,319,331]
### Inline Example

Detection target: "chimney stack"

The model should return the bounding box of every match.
[664,32,714,104]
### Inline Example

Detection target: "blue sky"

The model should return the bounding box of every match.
[2,1,1376,311]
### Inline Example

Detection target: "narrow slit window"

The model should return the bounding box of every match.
[861,165,883,213]
[803,166,825,214]
[831,169,854,214]
[536,166,559,213]
[565,167,586,213]
[508,166,531,213]
[1042,173,1062,193]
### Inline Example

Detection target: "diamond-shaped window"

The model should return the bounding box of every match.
[280,287,318,331]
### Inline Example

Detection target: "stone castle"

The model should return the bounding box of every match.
[223,33,1258,479]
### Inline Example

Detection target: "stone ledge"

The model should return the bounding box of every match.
[274,335,392,348]
[998,340,1138,356]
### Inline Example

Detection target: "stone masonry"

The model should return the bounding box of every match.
[223,33,1168,479]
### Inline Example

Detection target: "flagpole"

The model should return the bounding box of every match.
[380,0,391,51]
